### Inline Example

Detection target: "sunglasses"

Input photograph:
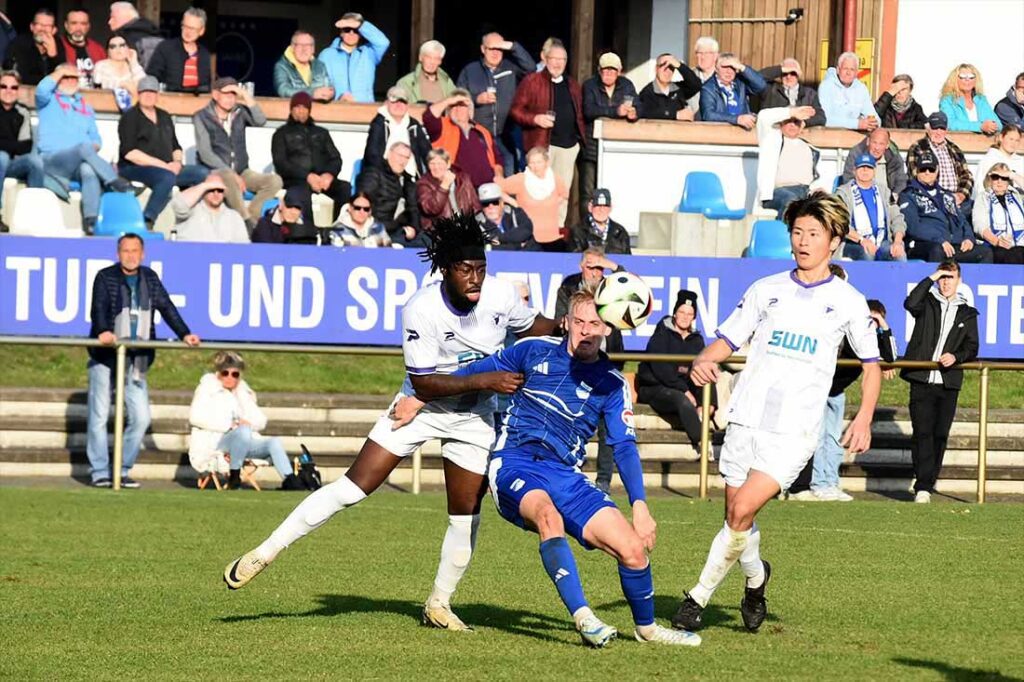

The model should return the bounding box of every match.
[656,62,673,70]
[781,71,799,78]
[989,174,1011,182]
[481,199,501,207]
[351,204,371,212]
[208,188,225,194]
[958,73,976,80]
[0,84,18,90]
[919,166,938,173]
[340,26,359,34]
[387,97,408,104]
[218,369,241,378]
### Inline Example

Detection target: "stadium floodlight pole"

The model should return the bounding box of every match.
[977,366,990,504]
[699,383,712,499]
[112,343,127,492]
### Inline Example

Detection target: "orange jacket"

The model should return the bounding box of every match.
[431,114,499,171]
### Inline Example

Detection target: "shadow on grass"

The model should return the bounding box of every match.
[218,593,571,643]
[892,657,1023,681]
[591,595,772,633]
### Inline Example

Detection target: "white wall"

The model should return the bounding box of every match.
[895,0,1024,115]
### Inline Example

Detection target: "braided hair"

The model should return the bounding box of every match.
[419,212,489,274]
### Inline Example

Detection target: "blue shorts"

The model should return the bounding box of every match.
[487,449,616,549]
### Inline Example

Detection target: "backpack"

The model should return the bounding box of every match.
[297,444,323,491]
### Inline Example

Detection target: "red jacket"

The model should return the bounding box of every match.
[60,36,107,72]
[416,168,481,231]
[510,69,585,152]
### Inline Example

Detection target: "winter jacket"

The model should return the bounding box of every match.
[88,264,190,370]
[356,164,421,237]
[318,21,389,102]
[841,138,909,199]
[555,272,625,367]
[416,168,480,231]
[328,203,392,247]
[873,92,928,129]
[252,210,318,245]
[114,17,163,69]
[755,71,826,127]
[972,148,1024,199]
[939,93,999,133]
[396,64,456,103]
[475,205,534,250]
[59,35,106,82]
[973,189,1024,245]
[835,180,907,250]
[818,67,876,129]
[34,76,101,154]
[2,34,58,85]
[900,277,979,390]
[193,100,267,172]
[637,316,709,394]
[907,136,973,197]
[568,216,631,254]
[423,107,502,188]
[0,103,33,157]
[832,325,898,397]
[898,180,973,246]
[509,69,586,152]
[362,110,432,177]
[271,116,342,185]
[146,38,211,93]
[188,373,269,473]
[581,75,637,161]
[995,87,1024,130]
[699,68,767,125]
[273,50,332,98]
[0,16,15,70]
[637,75,703,121]
[456,43,535,135]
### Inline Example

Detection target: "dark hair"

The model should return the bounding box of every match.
[65,7,90,19]
[828,263,848,280]
[117,233,144,248]
[866,299,886,317]
[33,8,57,21]
[350,191,373,207]
[1016,72,1024,83]
[419,212,488,274]
[938,258,961,275]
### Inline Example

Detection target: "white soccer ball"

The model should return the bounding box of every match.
[594,272,653,330]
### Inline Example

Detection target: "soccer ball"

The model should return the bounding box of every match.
[594,272,654,330]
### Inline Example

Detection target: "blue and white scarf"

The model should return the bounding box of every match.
[984,190,1024,246]
[850,183,887,245]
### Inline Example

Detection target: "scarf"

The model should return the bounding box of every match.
[284,46,312,85]
[377,105,418,176]
[891,95,914,114]
[850,183,887,245]
[588,214,608,242]
[55,92,91,116]
[985,191,1024,245]
[524,167,556,201]
[113,272,152,380]
[715,77,741,114]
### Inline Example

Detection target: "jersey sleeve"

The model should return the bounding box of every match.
[844,294,881,362]
[501,280,539,334]
[401,300,439,376]
[601,370,646,503]
[715,282,761,351]
[454,338,534,376]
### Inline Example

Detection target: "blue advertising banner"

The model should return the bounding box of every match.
[1,236,1022,358]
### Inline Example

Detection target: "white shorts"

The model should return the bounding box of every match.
[717,424,818,490]
[366,393,495,476]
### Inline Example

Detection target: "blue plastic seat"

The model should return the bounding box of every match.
[95,192,147,237]
[747,220,793,259]
[678,171,746,220]
[831,175,842,192]
[262,197,280,216]
[350,158,363,187]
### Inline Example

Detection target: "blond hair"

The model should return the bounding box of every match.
[783,191,850,242]
[983,162,1012,192]
[212,351,246,372]
[940,63,985,101]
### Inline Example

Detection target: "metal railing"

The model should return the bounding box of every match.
[1,335,1021,503]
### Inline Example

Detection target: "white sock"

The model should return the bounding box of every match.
[739,522,765,589]
[427,514,480,605]
[688,522,751,607]
[572,606,595,628]
[255,475,367,562]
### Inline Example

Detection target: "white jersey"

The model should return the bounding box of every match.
[716,270,880,438]
[401,276,538,415]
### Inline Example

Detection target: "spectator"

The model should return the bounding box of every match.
[319,12,389,103]
[273,30,334,101]
[252,186,318,245]
[92,33,146,104]
[568,188,630,254]
[939,63,999,134]
[686,36,719,113]
[973,163,1024,264]
[899,150,993,263]
[818,51,879,131]
[757,58,825,127]
[474,182,533,250]
[424,90,503,189]
[362,85,431,177]
[271,91,349,225]
[974,125,1024,196]
[146,7,210,94]
[416,148,479,231]
[397,40,455,104]
[497,146,569,250]
[874,74,927,129]
[637,53,701,123]
[107,1,163,70]
[907,112,975,203]
[553,246,625,493]
[755,107,820,218]
[579,52,637,210]
[87,233,200,488]
[837,154,907,261]
[356,141,426,247]
[636,289,717,458]
[194,77,283,229]
[35,64,132,234]
[509,38,585,224]
[327,191,391,247]
[994,72,1024,130]
[901,261,979,504]
[59,8,105,88]
[118,76,209,229]
[172,174,248,243]
[842,128,909,202]
[0,70,45,232]
[456,31,534,176]
[699,52,767,130]
[188,351,302,491]
[3,10,59,85]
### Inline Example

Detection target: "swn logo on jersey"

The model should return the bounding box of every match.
[406,330,420,342]
[532,362,549,375]
[768,330,818,355]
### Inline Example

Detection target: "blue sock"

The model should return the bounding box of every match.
[618,562,655,626]
[539,537,588,616]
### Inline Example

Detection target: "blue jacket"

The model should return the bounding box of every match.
[455,42,534,135]
[318,21,389,102]
[34,76,101,155]
[818,67,876,129]
[698,68,767,124]
[939,93,999,133]
[899,180,973,246]
[273,53,333,98]
[995,86,1024,129]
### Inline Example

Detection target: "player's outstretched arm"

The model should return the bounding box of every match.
[842,362,880,454]
[518,314,563,338]
[689,338,734,386]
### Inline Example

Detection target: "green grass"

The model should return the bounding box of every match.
[1,485,1021,680]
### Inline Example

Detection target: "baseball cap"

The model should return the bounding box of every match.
[916,150,938,171]
[290,91,313,109]
[477,183,502,203]
[591,188,612,206]
[927,111,948,129]
[598,52,622,71]
[137,76,159,93]
[282,186,308,210]
[212,76,239,91]
[854,153,876,169]
[386,85,409,103]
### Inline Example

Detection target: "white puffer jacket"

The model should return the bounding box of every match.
[187,373,269,473]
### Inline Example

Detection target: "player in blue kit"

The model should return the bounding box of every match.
[400,288,701,647]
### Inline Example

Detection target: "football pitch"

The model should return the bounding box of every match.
[2,485,1021,681]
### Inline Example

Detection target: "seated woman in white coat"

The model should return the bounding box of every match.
[188,351,300,490]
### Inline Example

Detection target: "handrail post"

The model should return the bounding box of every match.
[977,366,990,504]
[112,344,127,492]
[412,447,422,495]
[699,382,711,499]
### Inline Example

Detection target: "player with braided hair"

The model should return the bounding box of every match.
[224,213,560,631]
